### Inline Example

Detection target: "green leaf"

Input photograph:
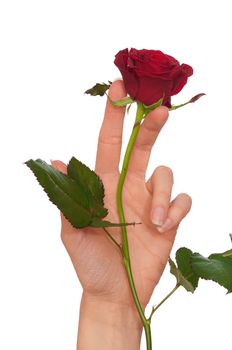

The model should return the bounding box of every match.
[170,242,232,294]
[85,81,112,96]
[169,247,199,293]
[191,253,232,293]
[25,159,92,228]
[67,157,108,218]
[111,96,134,107]
[169,258,195,292]
[221,249,232,259]
[176,248,199,291]
[206,246,232,261]
[25,158,135,229]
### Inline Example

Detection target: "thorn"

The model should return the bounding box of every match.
[132,221,142,226]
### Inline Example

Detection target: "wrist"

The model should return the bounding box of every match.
[77,292,143,350]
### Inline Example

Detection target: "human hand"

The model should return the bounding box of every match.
[51,80,192,348]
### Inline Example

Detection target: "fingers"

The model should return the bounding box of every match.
[156,193,192,233]
[128,106,169,179]
[95,80,127,174]
[147,166,192,233]
[50,159,67,174]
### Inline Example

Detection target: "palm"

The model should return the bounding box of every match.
[53,80,191,310]
[61,171,176,308]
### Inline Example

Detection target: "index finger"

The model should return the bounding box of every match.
[95,80,126,174]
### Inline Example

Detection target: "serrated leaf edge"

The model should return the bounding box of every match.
[25,159,92,228]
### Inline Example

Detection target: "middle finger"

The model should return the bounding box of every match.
[127,106,169,179]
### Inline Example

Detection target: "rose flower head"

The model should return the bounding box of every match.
[114,48,193,107]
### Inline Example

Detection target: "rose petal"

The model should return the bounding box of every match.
[171,64,193,96]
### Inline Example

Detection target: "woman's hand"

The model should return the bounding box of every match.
[51,80,192,349]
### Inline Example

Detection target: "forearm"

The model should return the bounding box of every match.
[77,292,143,350]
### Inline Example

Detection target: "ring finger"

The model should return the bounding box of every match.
[146,165,174,227]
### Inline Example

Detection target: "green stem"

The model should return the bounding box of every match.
[169,101,189,111]
[116,103,152,350]
[102,227,121,250]
[148,284,180,321]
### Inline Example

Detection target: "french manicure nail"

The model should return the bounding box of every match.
[152,207,165,226]
[157,217,173,233]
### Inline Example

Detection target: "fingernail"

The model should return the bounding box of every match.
[157,217,173,233]
[152,207,165,226]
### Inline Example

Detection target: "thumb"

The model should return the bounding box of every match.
[50,159,67,174]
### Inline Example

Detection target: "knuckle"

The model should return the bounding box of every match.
[143,120,159,134]
[98,134,122,145]
[156,189,170,199]
[135,141,152,152]
[173,205,186,218]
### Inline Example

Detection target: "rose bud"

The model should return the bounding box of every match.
[114,48,193,107]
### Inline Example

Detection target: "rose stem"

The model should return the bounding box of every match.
[116,102,152,350]
[148,284,181,321]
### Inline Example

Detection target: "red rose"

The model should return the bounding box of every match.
[114,48,193,107]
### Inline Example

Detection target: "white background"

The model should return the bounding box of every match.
[0,0,231,349]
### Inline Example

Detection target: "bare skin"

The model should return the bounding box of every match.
[51,80,192,349]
